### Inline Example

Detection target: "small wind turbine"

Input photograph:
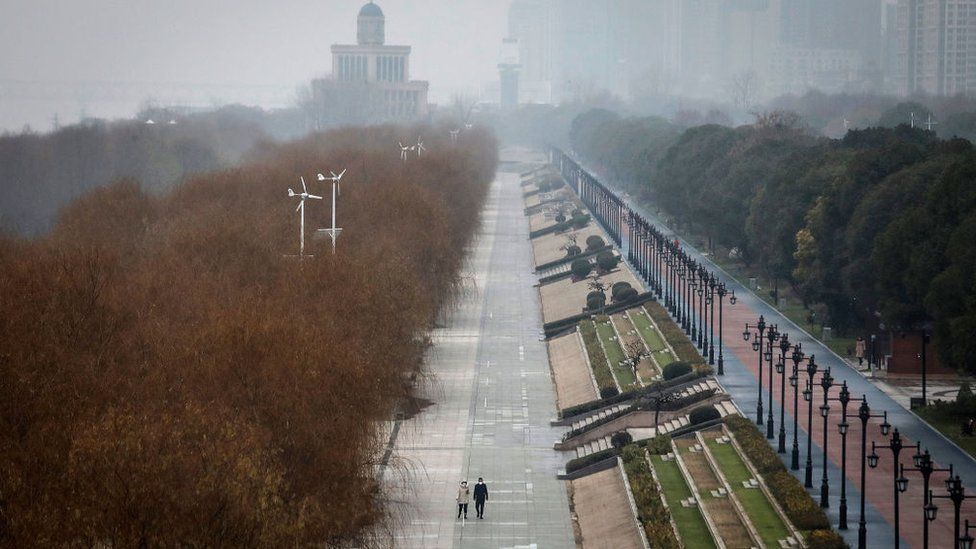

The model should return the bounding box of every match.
[415,137,426,157]
[450,128,460,144]
[145,119,156,125]
[316,169,346,254]
[843,118,850,131]
[910,112,916,128]
[926,114,938,131]
[398,141,413,162]
[288,176,322,258]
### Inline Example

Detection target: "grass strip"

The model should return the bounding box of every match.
[579,321,617,393]
[596,319,639,389]
[706,438,791,547]
[649,453,718,549]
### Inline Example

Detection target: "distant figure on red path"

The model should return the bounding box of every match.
[474,477,489,519]
[456,481,470,519]
[855,337,866,366]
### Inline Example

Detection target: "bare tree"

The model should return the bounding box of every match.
[624,340,646,378]
[451,94,477,126]
[639,382,679,430]
[727,70,760,111]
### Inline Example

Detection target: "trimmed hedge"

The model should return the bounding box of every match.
[611,281,632,299]
[561,370,703,418]
[565,244,581,256]
[585,235,606,251]
[572,213,590,229]
[725,415,834,533]
[600,386,620,399]
[571,258,593,278]
[662,361,692,380]
[644,301,705,364]
[596,250,620,270]
[616,287,639,302]
[621,445,681,549]
[611,431,633,448]
[689,405,721,425]
[565,447,617,473]
[579,321,616,394]
[805,529,847,549]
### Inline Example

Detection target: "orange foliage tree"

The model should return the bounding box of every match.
[0,123,497,546]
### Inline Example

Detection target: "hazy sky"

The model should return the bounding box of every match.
[0,0,509,130]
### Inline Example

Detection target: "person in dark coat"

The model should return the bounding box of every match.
[473,477,488,519]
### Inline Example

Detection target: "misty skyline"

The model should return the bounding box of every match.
[0,0,508,131]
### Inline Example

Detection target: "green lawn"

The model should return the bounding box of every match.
[630,308,677,367]
[651,455,718,549]
[579,321,617,392]
[596,320,639,389]
[706,439,791,547]
[916,408,976,460]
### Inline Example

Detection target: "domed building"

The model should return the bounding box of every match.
[310,2,429,127]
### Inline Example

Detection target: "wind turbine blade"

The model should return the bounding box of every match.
[338,169,346,179]
[296,200,304,212]
[307,194,323,200]
[301,176,308,193]
[330,170,338,178]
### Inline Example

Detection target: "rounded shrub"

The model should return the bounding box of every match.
[805,530,847,549]
[572,213,590,229]
[585,235,605,251]
[600,386,619,399]
[610,431,633,448]
[596,251,619,271]
[662,361,693,380]
[611,282,632,299]
[555,213,566,223]
[571,258,593,279]
[564,244,581,257]
[689,405,721,425]
[586,293,606,311]
[618,287,639,302]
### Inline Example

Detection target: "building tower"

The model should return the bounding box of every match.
[358,2,385,45]
[499,38,521,109]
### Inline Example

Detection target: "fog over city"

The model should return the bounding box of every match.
[0,0,507,131]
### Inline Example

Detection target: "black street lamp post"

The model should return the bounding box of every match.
[929,474,975,549]
[743,315,767,426]
[716,283,735,375]
[832,381,852,528]
[766,324,779,439]
[869,427,916,549]
[789,343,805,470]
[906,447,952,549]
[707,275,717,365]
[819,367,834,508]
[857,397,888,549]
[803,354,819,488]
[776,334,790,453]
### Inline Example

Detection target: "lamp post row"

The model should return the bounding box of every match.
[554,148,974,549]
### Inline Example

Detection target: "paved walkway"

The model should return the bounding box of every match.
[386,155,574,548]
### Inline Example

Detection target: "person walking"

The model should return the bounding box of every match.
[855,336,866,367]
[456,480,470,520]
[473,477,489,519]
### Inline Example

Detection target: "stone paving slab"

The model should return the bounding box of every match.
[387,156,574,548]
[539,268,643,325]
[530,224,605,267]
[548,330,598,410]
[570,467,644,549]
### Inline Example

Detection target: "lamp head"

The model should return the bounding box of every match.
[925,500,938,522]
[752,339,761,352]
[838,421,849,435]
[743,328,751,341]
[820,404,830,418]
[869,448,879,468]
[730,291,737,305]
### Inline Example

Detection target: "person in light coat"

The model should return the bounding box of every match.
[456,480,470,519]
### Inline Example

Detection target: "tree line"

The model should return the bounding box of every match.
[571,108,976,375]
[0,105,282,235]
[0,123,498,545]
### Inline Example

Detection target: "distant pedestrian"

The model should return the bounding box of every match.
[474,477,489,519]
[456,481,470,519]
[855,337,866,367]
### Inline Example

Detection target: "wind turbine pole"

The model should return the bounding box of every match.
[299,201,305,258]
[331,180,338,254]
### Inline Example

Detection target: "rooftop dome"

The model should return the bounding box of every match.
[359,2,383,17]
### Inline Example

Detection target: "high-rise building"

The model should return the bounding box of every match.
[499,38,521,110]
[893,0,976,95]
[508,0,553,103]
[310,2,429,127]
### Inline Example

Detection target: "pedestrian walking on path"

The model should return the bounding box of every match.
[474,477,489,519]
[855,336,866,367]
[456,481,470,519]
